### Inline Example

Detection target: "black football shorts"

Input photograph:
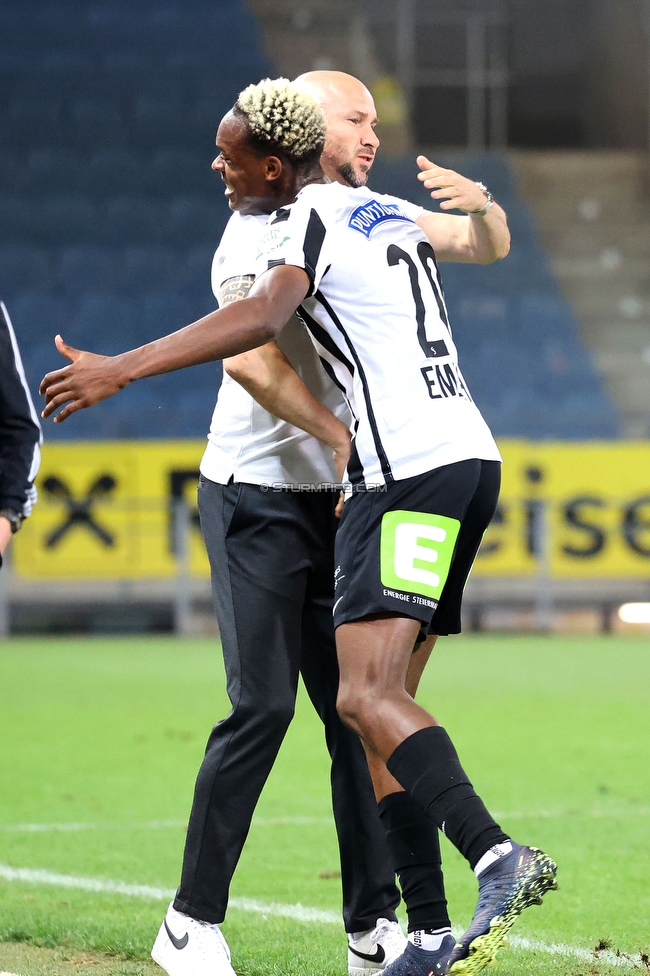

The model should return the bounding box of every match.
[333,459,501,637]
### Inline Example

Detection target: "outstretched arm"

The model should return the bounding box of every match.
[414,156,510,264]
[40,264,310,423]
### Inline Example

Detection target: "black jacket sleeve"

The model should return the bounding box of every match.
[0,300,42,516]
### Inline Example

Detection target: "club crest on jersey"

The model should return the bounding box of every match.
[348,200,413,238]
[256,227,291,260]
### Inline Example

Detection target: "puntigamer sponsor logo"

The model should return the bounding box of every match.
[348,199,413,238]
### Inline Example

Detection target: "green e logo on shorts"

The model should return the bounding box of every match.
[380,511,461,600]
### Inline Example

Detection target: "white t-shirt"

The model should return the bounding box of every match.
[200,211,351,487]
[255,182,501,488]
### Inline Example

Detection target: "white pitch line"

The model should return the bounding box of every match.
[0,864,338,924]
[0,863,644,967]
[492,808,650,821]
[0,971,22,975]
[252,817,334,826]
[508,934,644,969]
[0,864,176,901]
[0,817,334,833]
[0,820,187,833]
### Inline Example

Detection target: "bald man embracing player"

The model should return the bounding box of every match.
[148,70,478,976]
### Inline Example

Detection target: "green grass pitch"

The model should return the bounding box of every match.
[0,634,648,976]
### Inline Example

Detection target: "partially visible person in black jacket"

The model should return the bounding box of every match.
[0,301,42,569]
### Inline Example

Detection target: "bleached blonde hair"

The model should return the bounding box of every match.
[235,77,326,164]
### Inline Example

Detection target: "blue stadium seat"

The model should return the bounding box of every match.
[0,5,24,35]
[475,339,536,385]
[67,293,137,349]
[25,149,87,194]
[123,247,179,292]
[148,149,214,195]
[164,197,225,246]
[0,195,38,242]
[139,291,211,341]
[535,357,603,399]
[190,96,237,133]
[0,246,53,292]
[125,255,213,304]
[5,6,85,47]
[159,389,219,438]
[554,394,619,438]
[71,98,126,147]
[0,150,26,192]
[8,291,73,344]
[502,199,539,249]
[57,247,122,292]
[40,196,98,244]
[36,58,96,98]
[130,96,188,143]
[517,293,579,340]
[183,246,220,289]
[102,196,164,245]
[8,97,62,144]
[88,149,144,194]
[447,293,511,344]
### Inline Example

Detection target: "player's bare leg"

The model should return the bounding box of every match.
[357,633,455,976]
[335,615,557,976]
[336,614,436,758]
[363,633,437,802]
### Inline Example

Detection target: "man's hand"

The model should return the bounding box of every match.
[0,517,12,558]
[40,335,129,423]
[414,156,510,263]
[416,156,490,213]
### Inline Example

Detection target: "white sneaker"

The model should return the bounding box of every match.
[151,902,236,976]
[348,918,407,975]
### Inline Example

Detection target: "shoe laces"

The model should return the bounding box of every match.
[192,918,232,962]
[371,918,405,953]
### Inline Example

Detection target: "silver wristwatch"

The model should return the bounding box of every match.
[469,182,494,217]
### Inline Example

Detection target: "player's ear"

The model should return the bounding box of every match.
[264,155,283,181]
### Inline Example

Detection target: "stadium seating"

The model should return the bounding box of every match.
[0,246,53,292]
[9,292,73,344]
[370,153,619,437]
[1,0,618,440]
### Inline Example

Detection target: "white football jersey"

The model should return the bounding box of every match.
[200,210,350,488]
[255,182,501,488]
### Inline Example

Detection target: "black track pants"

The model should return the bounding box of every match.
[174,477,400,932]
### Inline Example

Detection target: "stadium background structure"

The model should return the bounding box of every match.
[4,0,650,636]
[0,0,619,441]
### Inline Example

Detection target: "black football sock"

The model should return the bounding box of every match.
[378,790,450,933]
[386,726,510,870]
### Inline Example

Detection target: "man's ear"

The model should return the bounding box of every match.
[264,155,283,181]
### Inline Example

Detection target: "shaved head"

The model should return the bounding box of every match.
[293,71,379,187]
[294,70,374,113]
